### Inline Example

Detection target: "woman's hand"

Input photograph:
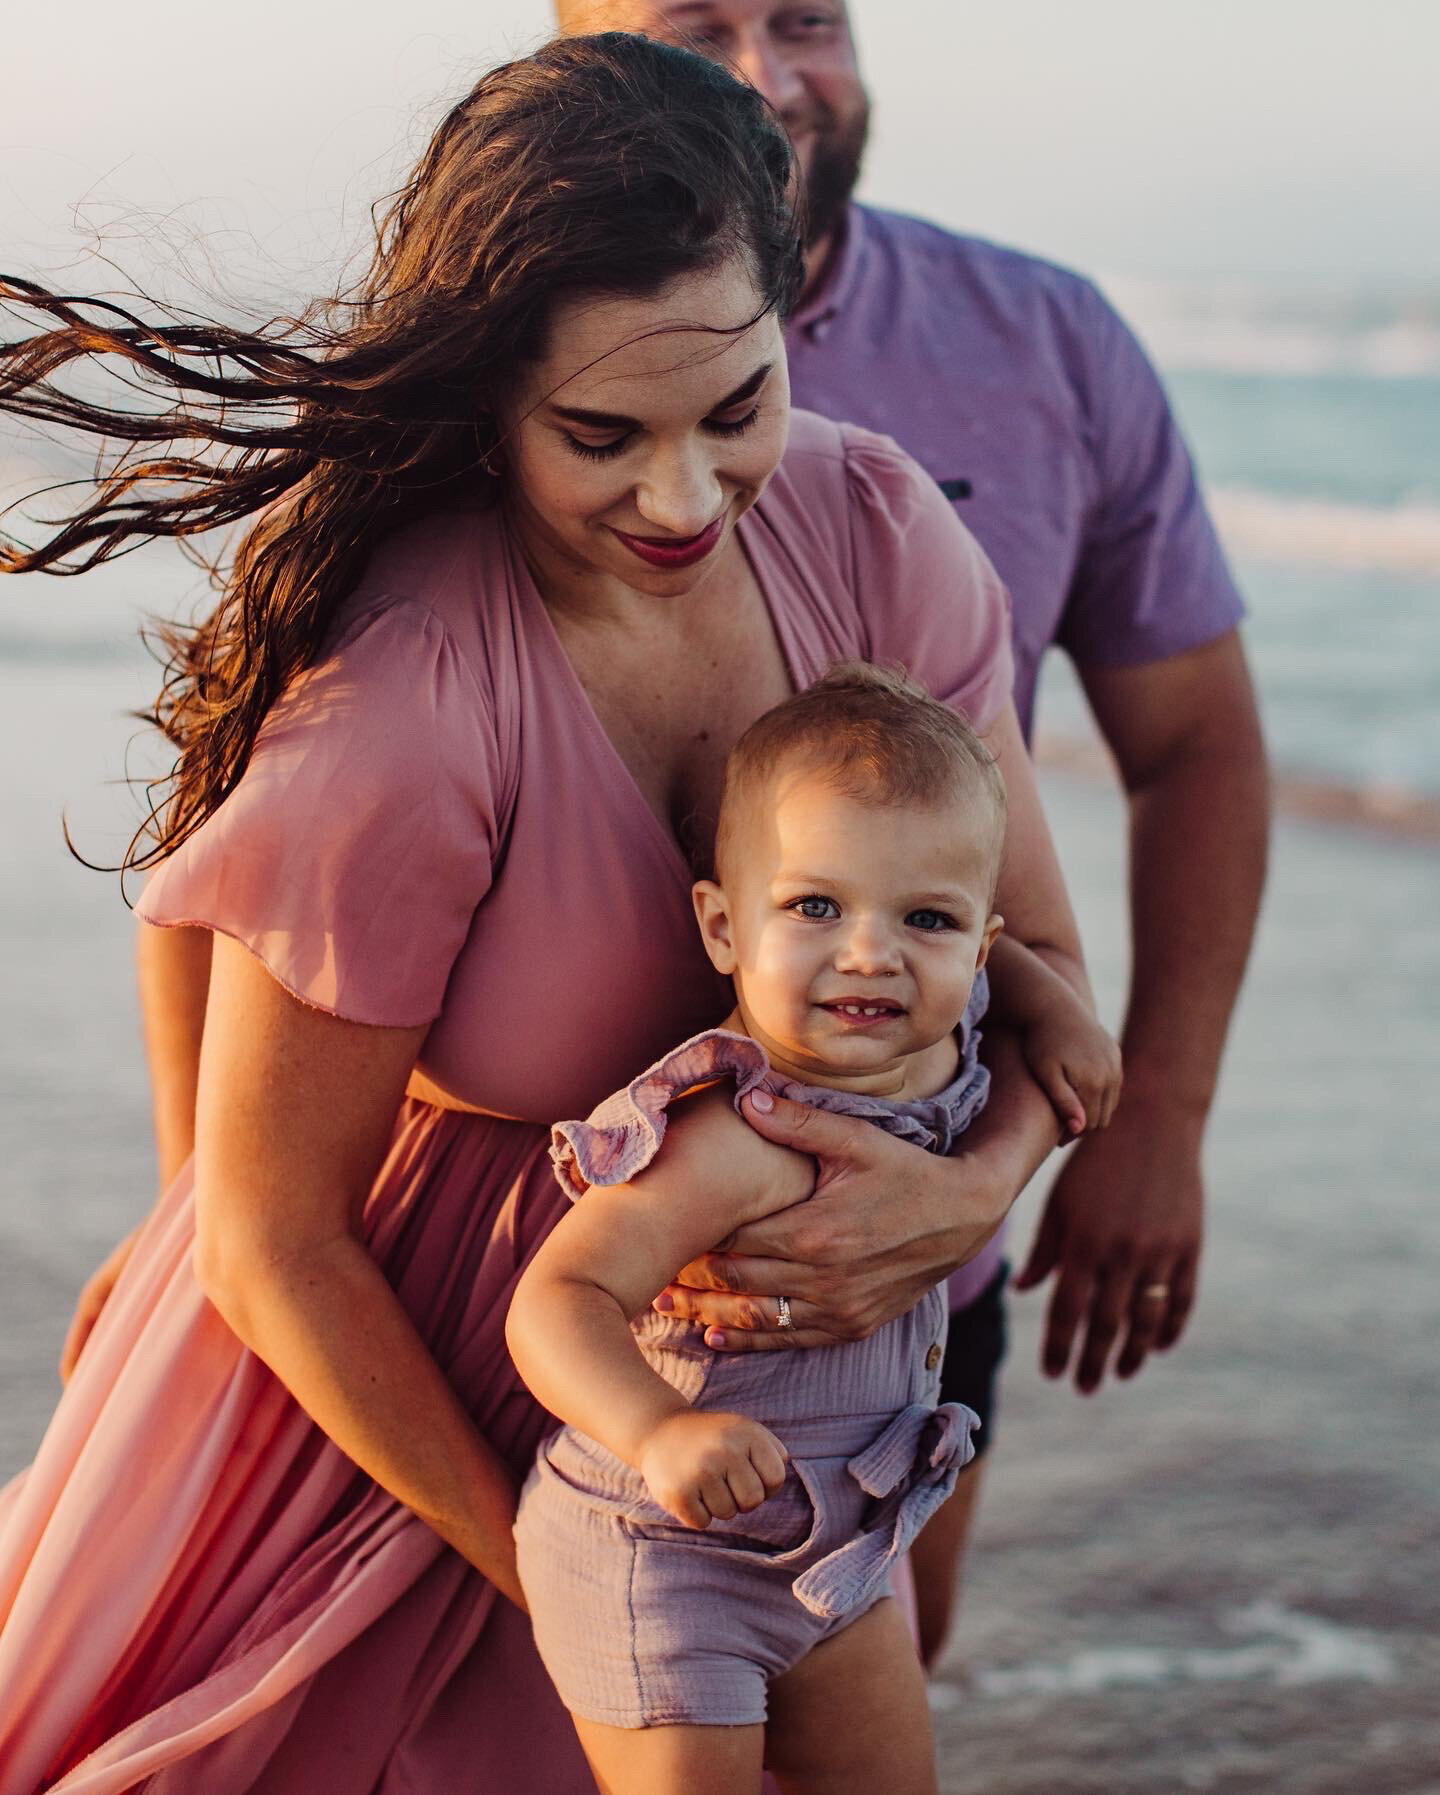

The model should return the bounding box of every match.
[59,1222,143,1382]
[656,1090,1010,1351]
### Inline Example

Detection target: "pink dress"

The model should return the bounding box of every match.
[0,412,1012,1794]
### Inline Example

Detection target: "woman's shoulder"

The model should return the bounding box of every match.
[770,408,920,503]
[312,503,524,709]
[762,411,1015,729]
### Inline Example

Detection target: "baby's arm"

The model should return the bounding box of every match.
[985,934,1123,1137]
[506,1084,811,1529]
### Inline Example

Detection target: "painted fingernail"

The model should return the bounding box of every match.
[748,1089,774,1113]
[706,1329,728,1349]
[653,1291,674,1312]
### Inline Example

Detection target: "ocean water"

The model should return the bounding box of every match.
[3,282,1438,821]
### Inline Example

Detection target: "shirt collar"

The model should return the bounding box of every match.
[789,203,870,344]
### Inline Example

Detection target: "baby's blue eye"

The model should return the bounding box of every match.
[908,909,955,932]
[793,896,839,920]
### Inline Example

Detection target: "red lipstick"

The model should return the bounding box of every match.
[609,512,726,569]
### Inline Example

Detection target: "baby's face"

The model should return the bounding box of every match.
[694,767,1003,1085]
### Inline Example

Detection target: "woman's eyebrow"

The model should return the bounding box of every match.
[548,360,773,431]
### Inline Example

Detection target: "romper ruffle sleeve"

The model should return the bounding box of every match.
[137,597,502,1028]
[549,971,991,1199]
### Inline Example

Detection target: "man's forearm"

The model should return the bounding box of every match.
[1121,739,1269,1115]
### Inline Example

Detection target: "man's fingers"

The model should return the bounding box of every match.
[1014,1207,1063,1292]
[1156,1258,1198,1350]
[1040,1261,1095,1378]
[1074,1266,1132,1392]
[1115,1272,1173,1379]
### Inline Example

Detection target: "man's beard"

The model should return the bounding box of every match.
[799,98,870,248]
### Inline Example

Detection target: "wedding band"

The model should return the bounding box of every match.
[776,1294,793,1330]
[1139,1284,1170,1302]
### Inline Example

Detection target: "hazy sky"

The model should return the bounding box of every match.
[4,0,1437,295]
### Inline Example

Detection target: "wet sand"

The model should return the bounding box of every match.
[2,651,1437,1792]
[931,769,1440,1795]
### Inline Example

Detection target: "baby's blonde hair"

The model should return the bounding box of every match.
[714,663,1007,888]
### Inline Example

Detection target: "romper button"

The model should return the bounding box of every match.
[925,1344,942,1371]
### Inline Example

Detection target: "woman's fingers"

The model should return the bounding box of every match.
[656,1285,825,1339]
[708,1325,834,1354]
[58,1292,103,1384]
[737,1089,868,1170]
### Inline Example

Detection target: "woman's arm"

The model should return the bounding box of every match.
[192,934,526,1607]
[138,919,213,1185]
[659,702,1080,1350]
[507,1086,805,1525]
[59,920,215,1381]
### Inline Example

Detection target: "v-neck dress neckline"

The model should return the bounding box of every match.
[505,508,802,895]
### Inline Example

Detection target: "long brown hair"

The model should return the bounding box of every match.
[0,32,802,876]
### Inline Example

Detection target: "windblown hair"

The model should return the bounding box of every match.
[0,32,803,877]
[715,662,1007,885]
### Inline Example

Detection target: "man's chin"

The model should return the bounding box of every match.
[799,110,869,248]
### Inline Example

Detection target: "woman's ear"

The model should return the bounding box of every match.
[975,911,1004,971]
[692,880,738,975]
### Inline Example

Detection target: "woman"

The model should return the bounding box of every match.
[0,33,1082,1793]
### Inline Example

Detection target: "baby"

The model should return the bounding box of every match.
[507,664,1119,1795]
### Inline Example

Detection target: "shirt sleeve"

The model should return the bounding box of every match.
[841,426,1016,733]
[1058,281,1245,669]
[137,598,502,1028]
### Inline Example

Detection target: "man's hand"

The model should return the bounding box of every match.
[657,1090,1010,1351]
[1014,1096,1203,1392]
[636,1409,789,1530]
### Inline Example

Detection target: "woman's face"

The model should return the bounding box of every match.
[500,257,790,603]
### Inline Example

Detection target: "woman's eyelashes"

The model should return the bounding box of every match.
[562,405,762,463]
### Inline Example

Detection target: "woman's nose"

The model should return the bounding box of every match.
[633,444,724,539]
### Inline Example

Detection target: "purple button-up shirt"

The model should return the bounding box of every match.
[786,204,1245,1306]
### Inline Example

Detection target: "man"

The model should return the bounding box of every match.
[557,0,1270,1666]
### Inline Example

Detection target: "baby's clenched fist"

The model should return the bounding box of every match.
[636,1409,789,1530]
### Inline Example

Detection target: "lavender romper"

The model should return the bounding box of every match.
[514,981,990,1729]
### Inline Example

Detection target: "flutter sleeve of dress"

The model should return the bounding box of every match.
[839,424,1016,734]
[137,596,502,1028]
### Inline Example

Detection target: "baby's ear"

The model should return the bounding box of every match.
[975,911,1004,970]
[692,880,738,975]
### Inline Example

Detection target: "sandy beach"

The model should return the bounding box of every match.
[2,626,1435,1791]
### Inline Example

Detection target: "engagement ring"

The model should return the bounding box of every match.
[776,1294,793,1329]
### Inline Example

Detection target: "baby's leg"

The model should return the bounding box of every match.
[571,1716,765,1795]
[765,1597,940,1795]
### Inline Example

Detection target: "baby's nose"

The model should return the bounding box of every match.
[833,921,903,976]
